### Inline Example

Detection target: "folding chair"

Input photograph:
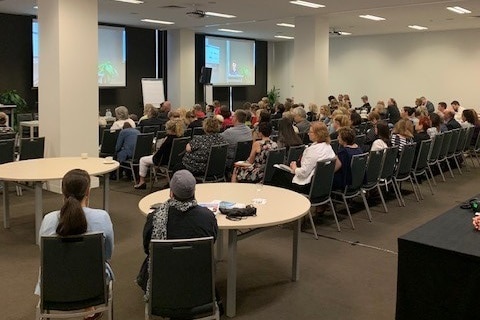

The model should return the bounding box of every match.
[0,139,15,164]
[196,144,228,183]
[142,125,161,135]
[468,130,480,167]
[119,133,154,185]
[378,146,402,209]
[426,133,444,186]
[193,127,205,136]
[354,134,367,151]
[411,139,433,199]
[233,140,253,163]
[19,136,45,160]
[435,130,453,182]
[332,153,370,229]
[0,132,16,141]
[362,149,387,213]
[444,128,461,178]
[286,145,305,164]
[392,143,419,206]
[449,127,467,175]
[262,148,286,185]
[303,159,338,236]
[461,126,475,170]
[330,139,340,154]
[147,237,219,320]
[99,129,120,158]
[151,137,190,189]
[36,233,113,320]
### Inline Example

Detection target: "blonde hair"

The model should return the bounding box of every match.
[310,121,330,143]
[203,117,221,134]
[392,119,414,138]
[165,119,185,137]
[334,114,351,128]
[144,104,155,116]
[308,103,319,114]
[319,105,330,117]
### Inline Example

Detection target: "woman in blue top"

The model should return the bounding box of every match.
[35,169,114,320]
[333,127,364,190]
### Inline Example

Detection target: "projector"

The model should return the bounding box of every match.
[186,9,206,18]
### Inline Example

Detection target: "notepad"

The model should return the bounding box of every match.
[274,163,293,173]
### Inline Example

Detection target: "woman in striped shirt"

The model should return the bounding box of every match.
[391,118,414,152]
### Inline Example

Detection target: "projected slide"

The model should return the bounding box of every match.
[33,22,126,87]
[205,36,255,86]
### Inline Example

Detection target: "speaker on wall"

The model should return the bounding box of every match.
[199,67,212,84]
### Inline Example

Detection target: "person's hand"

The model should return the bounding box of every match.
[290,161,297,172]
[472,216,480,230]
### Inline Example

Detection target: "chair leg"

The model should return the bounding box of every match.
[388,181,403,207]
[413,175,424,200]
[343,196,355,230]
[307,211,318,240]
[130,163,137,185]
[453,156,463,175]
[436,162,446,182]
[393,179,406,207]
[446,158,455,178]
[377,185,388,213]
[424,172,434,195]
[427,165,437,186]
[409,177,420,202]
[360,191,372,222]
[329,199,341,232]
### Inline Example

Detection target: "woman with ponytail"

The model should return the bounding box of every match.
[36,169,114,319]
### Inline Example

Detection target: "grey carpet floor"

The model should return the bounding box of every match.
[1,164,479,320]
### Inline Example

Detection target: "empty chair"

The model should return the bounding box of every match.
[119,133,154,185]
[262,148,286,185]
[196,144,229,183]
[426,133,444,186]
[444,128,461,178]
[411,139,433,199]
[354,134,366,151]
[392,143,419,206]
[461,126,475,169]
[303,159,339,236]
[36,233,113,320]
[332,153,370,229]
[147,237,218,320]
[19,136,45,160]
[378,146,402,210]
[468,130,480,167]
[435,130,453,182]
[152,136,190,188]
[99,129,120,158]
[233,140,253,163]
[286,145,305,164]
[449,128,467,175]
[362,149,388,213]
[0,139,15,164]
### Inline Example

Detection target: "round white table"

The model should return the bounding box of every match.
[0,157,119,244]
[138,183,311,317]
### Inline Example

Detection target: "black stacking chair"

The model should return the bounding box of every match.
[435,130,453,182]
[0,139,15,164]
[286,145,305,164]
[392,143,418,206]
[152,137,190,189]
[196,144,229,183]
[362,149,387,213]
[19,136,45,160]
[378,146,401,209]
[262,148,286,185]
[233,140,253,163]
[99,129,120,158]
[411,139,433,199]
[426,133,444,186]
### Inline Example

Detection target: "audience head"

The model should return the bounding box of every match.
[375,121,390,144]
[284,100,293,112]
[308,103,318,115]
[168,110,181,120]
[437,102,447,113]
[350,112,362,126]
[122,122,132,129]
[115,106,129,120]
[430,112,442,129]
[328,95,336,102]
[308,121,330,144]
[333,114,352,131]
[462,109,477,126]
[276,103,285,113]
[56,169,90,237]
[203,117,221,134]
[415,106,428,118]
[165,119,185,137]
[338,94,344,102]
[258,109,271,123]
[416,116,431,132]
[143,103,155,117]
[337,127,356,146]
[243,101,252,110]
[375,101,386,114]
[388,98,397,107]
[220,105,232,119]
[233,109,247,124]
[0,112,7,126]
[415,98,423,107]
[258,122,273,138]
[319,105,331,117]
[361,95,369,103]
[368,111,380,124]
[162,101,172,112]
[170,170,196,201]
[444,110,455,121]
[393,118,414,138]
[451,100,460,111]
[402,106,415,118]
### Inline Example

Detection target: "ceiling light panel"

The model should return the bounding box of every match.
[275,35,294,39]
[277,23,295,28]
[289,1,325,9]
[205,11,236,18]
[408,25,428,30]
[114,0,144,4]
[359,14,386,21]
[141,19,174,25]
[338,31,352,35]
[446,6,471,14]
[218,28,243,33]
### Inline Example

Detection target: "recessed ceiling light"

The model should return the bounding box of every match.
[141,19,174,25]
[277,23,295,28]
[289,1,325,9]
[338,31,352,35]
[359,14,386,21]
[115,0,144,4]
[275,35,295,39]
[33,5,38,9]
[408,25,428,30]
[446,6,471,14]
[205,11,236,18]
[218,28,243,33]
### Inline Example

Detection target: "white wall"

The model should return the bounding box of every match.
[268,41,294,102]
[270,28,480,109]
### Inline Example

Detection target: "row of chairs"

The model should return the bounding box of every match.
[0,136,45,164]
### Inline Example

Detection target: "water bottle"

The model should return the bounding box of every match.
[105,108,112,118]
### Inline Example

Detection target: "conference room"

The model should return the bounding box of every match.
[1,0,480,319]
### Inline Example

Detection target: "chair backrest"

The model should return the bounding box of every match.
[286,145,305,164]
[455,128,467,153]
[41,233,107,311]
[427,133,444,163]
[447,128,460,156]
[308,159,336,203]
[149,237,215,319]
[365,149,385,186]
[0,132,16,140]
[438,130,452,159]
[263,148,286,184]
[330,139,340,154]
[142,125,160,135]
[99,129,120,157]
[354,134,366,150]
[380,146,399,180]
[301,132,311,145]
[233,140,253,163]
[202,144,228,181]
[0,139,15,164]
[167,137,190,170]
[414,139,432,172]
[131,133,154,162]
[17,113,33,123]
[395,143,417,178]
[19,137,45,160]
[463,126,475,152]
[193,127,205,136]
[346,153,369,193]
[184,128,193,138]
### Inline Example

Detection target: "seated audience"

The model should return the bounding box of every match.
[306,103,318,122]
[437,102,447,115]
[221,109,253,168]
[373,101,387,120]
[187,110,204,129]
[413,116,431,158]
[138,170,218,293]
[330,114,351,140]
[461,109,477,128]
[115,122,140,163]
[360,95,371,113]
[427,113,446,138]
[293,107,311,134]
[444,110,462,130]
[220,106,233,129]
[272,103,285,120]
[181,118,227,176]
[253,109,271,140]
[110,106,136,131]
[232,122,278,183]
[271,121,337,194]
[318,105,331,125]
[137,107,164,131]
[401,106,418,126]
[364,111,381,151]
[158,101,172,120]
[36,169,114,320]
[391,118,414,152]
[332,127,364,190]
[386,98,401,125]
[194,104,206,119]
[138,103,155,123]
[134,119,184,189]
[276,117,303,152]
[0,112,14,133]
[371,121,391,151]
[451,100,465,122]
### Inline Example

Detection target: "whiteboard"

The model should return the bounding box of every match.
[141,78,165,108]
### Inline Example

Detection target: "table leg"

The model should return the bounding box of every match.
[3,181,10,228]
[30,125,34,138]
[35,181,43,245]
[103,173,110,211]
[216,229,224,261]
[292,218,300,281]
[226,229,237,317]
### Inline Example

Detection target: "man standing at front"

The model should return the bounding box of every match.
[221,109,253,168]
